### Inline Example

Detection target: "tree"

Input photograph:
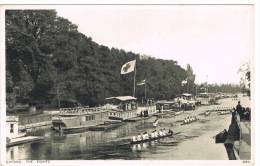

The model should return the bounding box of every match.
[185,64,196,94]
[238,58,250,96]
[6,9,197,108]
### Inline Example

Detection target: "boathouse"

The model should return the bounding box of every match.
[6,116,20,139]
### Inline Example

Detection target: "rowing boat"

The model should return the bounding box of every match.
[180,118,198,125]
[117,131,181,147]
[205,111,210,116]
[130,132,173,144]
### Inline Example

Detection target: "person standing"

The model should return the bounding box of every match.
[158,104,162,113]
[236,101,243,116]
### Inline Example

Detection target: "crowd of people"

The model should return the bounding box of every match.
[118,101,137,111]
[235,101,251,120]
[131,128,173,142]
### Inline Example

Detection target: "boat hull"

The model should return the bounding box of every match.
[130,133,174,144]
[89,122,125,131]
[180,119,198,125]
[52,114,109,133]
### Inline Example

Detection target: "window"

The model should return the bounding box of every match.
[85,116,89,121]
[10,124,14,133]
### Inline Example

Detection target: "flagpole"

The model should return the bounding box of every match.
[144,77,147,99]
[133,59,137,97]
[187,78,189,93]
[206,75,208,93]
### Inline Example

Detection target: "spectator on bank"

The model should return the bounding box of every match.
[236,101,243,116]
[231,107,236,117]
[158,104,162,113]
[244,107,251,120]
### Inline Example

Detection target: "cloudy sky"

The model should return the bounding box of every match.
[55,5,253,84]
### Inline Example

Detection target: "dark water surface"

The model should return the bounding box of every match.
[7,98,248,160]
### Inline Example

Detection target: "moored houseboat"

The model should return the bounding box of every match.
[105,96,138,121]
[176,93,196,110]
[51,106,109,133]
[196,92,217,105]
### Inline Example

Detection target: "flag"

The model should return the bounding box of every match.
[121,60,136,74]
[181,78,188,86]
[137,79,146,86]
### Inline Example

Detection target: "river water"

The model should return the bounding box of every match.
[6,96,250,160]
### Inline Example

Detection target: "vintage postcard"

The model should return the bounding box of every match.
[0,2,258,166]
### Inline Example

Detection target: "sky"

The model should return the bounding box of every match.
[55,5,253,85]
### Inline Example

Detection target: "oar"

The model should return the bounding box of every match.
[116,142,131,147]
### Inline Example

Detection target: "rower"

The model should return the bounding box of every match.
[154,130,158,138]
[142,132,147,140]
[131,135,137,142]
[162,128,167,136]
[159,129,164,137]
[137,133,142,141]
[150,130,155,138]
[168,129,173,135]
[145,132,149,140]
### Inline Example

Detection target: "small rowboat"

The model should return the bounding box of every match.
[205,111,210,116]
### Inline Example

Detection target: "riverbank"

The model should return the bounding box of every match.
[224,95,251,160]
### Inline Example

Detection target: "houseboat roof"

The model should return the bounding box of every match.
[177,93,194,97]
[198,92,209,95]
[105,96,137,101]
[156,100,176,104]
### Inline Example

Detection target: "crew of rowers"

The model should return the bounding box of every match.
[183,116,197,123]
[131,129,173,142]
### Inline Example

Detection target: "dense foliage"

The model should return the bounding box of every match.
[7,10,239,108]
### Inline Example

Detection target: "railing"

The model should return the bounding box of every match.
[6,116,19,122]
[59,106,107,115]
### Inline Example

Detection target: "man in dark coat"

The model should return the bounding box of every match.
[236,101,243,116]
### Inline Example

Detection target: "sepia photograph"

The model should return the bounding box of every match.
[0,2,258,166]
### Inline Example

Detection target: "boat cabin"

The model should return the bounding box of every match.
[196,93,216,105]
[105,96,138,121]
[156,100,176,112]
[177,93,195,101]
[175,93,196,110]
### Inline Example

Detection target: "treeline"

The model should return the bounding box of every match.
[6,10,200,108]
[196,83,241,94]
